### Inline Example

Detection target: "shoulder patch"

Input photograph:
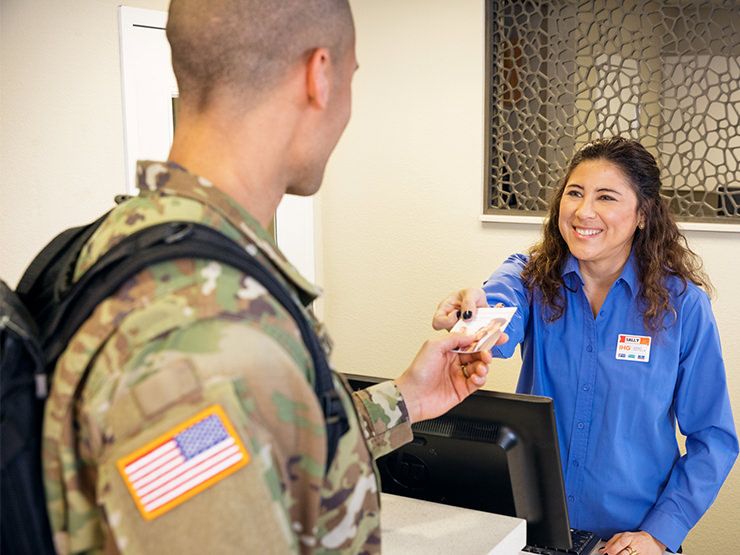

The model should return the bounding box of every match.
[117,405,249,520]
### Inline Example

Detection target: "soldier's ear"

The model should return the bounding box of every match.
[305,47,332,109]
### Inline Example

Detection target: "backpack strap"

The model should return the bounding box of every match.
[45,221,349,473]
[17,211,112,331]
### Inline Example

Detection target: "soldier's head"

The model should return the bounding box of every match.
[166,0,357,195]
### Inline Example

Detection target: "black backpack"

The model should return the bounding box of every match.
[0,213,349,555]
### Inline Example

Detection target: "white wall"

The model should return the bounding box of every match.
[1,0,738,552]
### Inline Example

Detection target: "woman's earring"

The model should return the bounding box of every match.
[638,222,645,230]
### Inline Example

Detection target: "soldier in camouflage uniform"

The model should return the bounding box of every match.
[42,1,497,553]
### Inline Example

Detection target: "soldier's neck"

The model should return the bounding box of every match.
[168,108,294,230]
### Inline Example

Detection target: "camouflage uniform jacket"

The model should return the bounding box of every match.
[42,161,413,554]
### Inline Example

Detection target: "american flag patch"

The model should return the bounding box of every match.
[117,405,249,520]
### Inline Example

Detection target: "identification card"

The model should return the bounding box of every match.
[615,334,651,363]
[451,306,517,353]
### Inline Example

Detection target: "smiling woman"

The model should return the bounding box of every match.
[523,137,713,331]
[433,137,738,555]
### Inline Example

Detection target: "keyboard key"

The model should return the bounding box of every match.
[523,528,600,555]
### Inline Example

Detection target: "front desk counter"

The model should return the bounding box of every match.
[381,493,672,555]
[380,493,525,554]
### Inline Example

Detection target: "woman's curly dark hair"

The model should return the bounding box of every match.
[520,136,712,331]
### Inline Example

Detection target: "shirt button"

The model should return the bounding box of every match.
[582,384,591,391]
[573,460,580,468]
[577,422,585,430]
[586,345,593,352]
[568,495,575,502]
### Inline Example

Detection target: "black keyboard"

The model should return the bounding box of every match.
[523,528,600,555]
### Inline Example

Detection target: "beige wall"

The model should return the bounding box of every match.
[1,0,737,552]
[0,0,169,285]
[321,1,740,552]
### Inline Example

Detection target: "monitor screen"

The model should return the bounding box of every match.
[344,373,572,550]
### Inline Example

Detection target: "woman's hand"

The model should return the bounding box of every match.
[600,531,666,555]
[394,331,507,424]
[432,287,488,331]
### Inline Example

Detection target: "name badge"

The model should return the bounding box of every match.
[615,334,651,363]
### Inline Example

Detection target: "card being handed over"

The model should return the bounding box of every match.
[451,306,516,353]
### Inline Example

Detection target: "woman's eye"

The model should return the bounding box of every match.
[566,190,581,197]
[600,195,616,201]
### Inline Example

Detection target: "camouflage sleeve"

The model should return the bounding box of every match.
[351,382,413,459]
[68,261,329,554]
[88,316,328,554]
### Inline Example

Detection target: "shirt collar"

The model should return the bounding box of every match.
[561,254,584,288]
[616,250,639,295]
[560,251,639,295]
[136,160,321,303]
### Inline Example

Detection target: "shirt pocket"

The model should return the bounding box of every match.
[599,334,678,417]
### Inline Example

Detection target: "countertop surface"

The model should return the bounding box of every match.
[380,492,526,554]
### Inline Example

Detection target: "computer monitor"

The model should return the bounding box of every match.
[344,373,573,550]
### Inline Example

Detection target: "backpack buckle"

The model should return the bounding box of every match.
[34,373,48,399]
[164,222,195,244]
[321,389,343,425]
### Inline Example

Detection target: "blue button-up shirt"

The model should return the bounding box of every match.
[484,253,738,551]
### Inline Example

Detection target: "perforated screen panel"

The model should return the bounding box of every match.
[485,0,740,221]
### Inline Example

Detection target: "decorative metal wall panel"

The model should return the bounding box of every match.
[485,0,740,221]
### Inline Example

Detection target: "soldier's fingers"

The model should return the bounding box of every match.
[458,354,491,394]
[470,360,489,379]
[436,332,476,352]
[459,349,492,366]
[461,360,489,392]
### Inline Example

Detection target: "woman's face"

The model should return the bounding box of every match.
[558,159,641,272]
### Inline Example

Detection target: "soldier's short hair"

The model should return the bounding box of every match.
[167,0,354,111]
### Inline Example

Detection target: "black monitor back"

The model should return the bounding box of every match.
[344,373,572,550]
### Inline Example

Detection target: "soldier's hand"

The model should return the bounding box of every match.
[432,287,488,331]
[394,332,506,424]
